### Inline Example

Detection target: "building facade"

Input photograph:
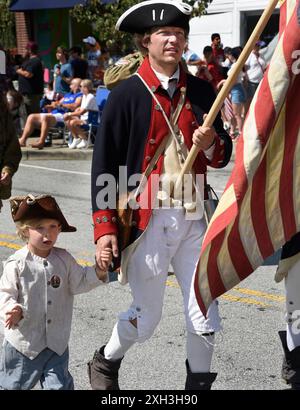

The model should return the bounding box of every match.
[189,0,280,57]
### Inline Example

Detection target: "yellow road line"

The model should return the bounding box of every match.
[0,234,19,240]
[220,294,270,307]
[233,287,285,302]
[0,241,22,250]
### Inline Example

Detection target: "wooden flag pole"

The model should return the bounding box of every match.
[177,0,279,179]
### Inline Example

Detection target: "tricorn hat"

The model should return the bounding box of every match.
[10,194,76,232]
[116,0,192,34]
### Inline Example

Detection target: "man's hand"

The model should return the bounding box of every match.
[5,306,23,329]
[192,114,216,150]
[0,172,12,186]
[96,234,118,270]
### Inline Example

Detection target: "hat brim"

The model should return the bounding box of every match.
[10,195,77,233]
[116,0,192,34]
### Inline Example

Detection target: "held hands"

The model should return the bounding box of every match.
[96,234,118,271]
[5,306,23,329]
[192,114,216,151]
[95,247,113,281]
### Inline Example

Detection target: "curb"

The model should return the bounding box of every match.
[20,137,93,160]
[21,147,93,161]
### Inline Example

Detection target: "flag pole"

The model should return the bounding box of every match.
[178,0,279,178]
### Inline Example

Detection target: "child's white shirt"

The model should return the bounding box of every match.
[0,246,107,359]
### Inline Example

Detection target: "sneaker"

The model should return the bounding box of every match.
[69,138,81,149]
[77,139,88,149]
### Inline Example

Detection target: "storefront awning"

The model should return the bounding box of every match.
[9,0,89,11]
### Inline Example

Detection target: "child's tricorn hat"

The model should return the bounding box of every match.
[115,0,192,34]
[10,194,77,232]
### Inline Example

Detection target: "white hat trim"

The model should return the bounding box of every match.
[116,0,192,31]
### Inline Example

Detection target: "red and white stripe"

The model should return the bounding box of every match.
[195,0,300,316]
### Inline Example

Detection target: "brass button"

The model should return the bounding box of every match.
[96,217,101,224]
[185,103,191,110]
[180,87,186,93]
[155,104,160,111]
[151,86,156,92]
[149,139,156,144]
[145,156,151,162]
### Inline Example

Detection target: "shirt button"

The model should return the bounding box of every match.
[47,319,51,324]
[47,281,51,286]
[43,260,48,267]
[48,300,52,305]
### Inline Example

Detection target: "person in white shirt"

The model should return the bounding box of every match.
[0,194,112,390]
[244,40,267,113]
[64,79,98,149]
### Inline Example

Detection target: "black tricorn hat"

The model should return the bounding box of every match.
[10,194,77,233]
[115,0,192,34]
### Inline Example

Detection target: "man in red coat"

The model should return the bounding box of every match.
[89,0,232,390]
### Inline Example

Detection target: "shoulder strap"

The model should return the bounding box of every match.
[132,73,186,198]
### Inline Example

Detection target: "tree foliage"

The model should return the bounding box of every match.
[71,0,212,54]
[0,0,16,48]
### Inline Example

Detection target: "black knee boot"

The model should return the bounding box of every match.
[279,331,300,390]
[87,345,123,390]
[185,360,217,390]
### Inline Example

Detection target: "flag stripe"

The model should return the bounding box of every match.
[197,0,300,314]
[265,105,285,248]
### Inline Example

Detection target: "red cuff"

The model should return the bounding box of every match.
[93,210,118,243]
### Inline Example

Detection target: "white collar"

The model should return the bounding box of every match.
[152,66,180,91]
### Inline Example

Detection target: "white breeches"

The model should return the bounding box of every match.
[117,208,221,342]
[285,258,300,350]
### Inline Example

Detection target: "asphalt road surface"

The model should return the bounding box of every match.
[0,159,287,390]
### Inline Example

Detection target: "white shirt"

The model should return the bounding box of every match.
[0,246,106,359]
[245,52,266,83]
[80,93,98,121]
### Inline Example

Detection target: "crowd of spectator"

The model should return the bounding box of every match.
[182,33,267,140]
[0,30,268,150]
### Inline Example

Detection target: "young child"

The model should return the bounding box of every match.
[0,194,112,390]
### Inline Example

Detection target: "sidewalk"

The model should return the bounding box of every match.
[20,137,236,162]
[21,137,93,161]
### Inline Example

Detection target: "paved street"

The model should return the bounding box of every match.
[0,157,288,390]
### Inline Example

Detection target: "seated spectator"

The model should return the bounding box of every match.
[40,81,56,112]
[65,79,98,149]
[18,78,82,149]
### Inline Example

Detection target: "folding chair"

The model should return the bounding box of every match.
[96,86,110,118]
[83,110,100,147]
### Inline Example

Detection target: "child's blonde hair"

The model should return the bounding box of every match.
[15,218,61,242]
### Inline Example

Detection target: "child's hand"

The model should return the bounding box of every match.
[5,306,23,329]
[95,248,113,281]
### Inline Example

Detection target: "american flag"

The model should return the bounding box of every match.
[195,0,300,316]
